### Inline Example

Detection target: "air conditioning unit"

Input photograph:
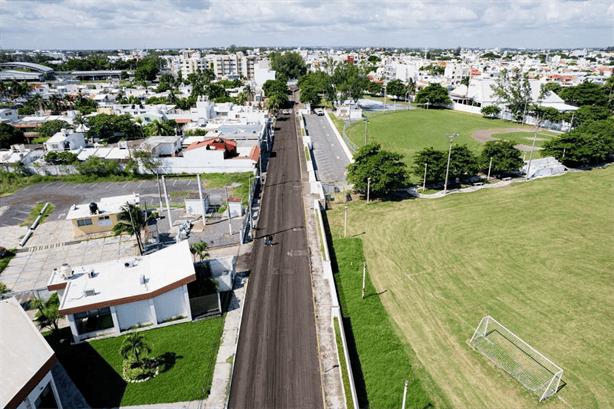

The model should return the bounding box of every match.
[88,269,95,278]
[84,288,95,297]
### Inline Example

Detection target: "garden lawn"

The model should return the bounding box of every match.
[46,317,224,407]
[331,237,444,409]
[325,167,614,409]
[346,109,536,167]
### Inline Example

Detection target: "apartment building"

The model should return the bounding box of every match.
[213,52,255,79]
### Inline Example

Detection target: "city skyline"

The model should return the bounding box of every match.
[1,1,612,51]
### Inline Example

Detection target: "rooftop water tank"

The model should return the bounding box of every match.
[60,263,73,279]
[89,202,98,215]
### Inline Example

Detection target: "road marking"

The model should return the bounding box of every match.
[122,183,129,189]
[105,183,112,189]
[22,186,30,191]
[173,180,177,186]
[138,181,144,188]
[72,184,80,189]
[58,213,66,219]
[56,183,65,189]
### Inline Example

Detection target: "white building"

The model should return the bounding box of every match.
[253,61,276,86]
[139,135,182,157]
[213,52,255,79]
[47,241,196,343]
[0,108,18,123]
[1,298,63,409]
[44,129,86,152]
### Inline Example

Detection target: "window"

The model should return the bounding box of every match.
[34,382,58,409]
[75,307,113,334]
[76,218,93,227]
[97,216,112,227]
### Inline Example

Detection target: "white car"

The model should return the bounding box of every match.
[283,109,290,115]
[315,109,324,116]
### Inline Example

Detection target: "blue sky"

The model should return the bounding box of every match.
[1,1,612,50]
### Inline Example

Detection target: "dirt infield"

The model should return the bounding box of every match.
[472,128,538,151]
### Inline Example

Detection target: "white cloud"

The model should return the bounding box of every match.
[0,0,611,49]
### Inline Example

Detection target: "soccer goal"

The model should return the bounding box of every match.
[470,316,563,401]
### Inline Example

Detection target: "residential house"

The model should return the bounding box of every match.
[65,193,139,237]
[47,241,195,343]
[1,298,63,409]
[44,129,86,152]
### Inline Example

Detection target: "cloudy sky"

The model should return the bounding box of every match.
[1,0,612,50]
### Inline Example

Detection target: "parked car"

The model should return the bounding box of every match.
[283,109,290,115]
[0,247,7,258]
[315,109,324,116]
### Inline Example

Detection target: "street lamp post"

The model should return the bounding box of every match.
[364,117,369,146]
[525,118,540,180]
[367,177,371,204]
[443,133,459,195]
[344,205,348,238]
[426,97,430,110]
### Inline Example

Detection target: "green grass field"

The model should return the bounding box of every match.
[495,131,558,149]
[46,317,224,407]
[346,109,537,167]
[325,167,613,409]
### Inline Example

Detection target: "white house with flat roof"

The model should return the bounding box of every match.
[44,129,86,152]
[65,193,139,237]
[47,241,196,343]
[1,298,63,409]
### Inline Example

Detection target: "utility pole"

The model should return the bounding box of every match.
[364,117,368,146]
[422,162,427,191]
[344,205,348,238]
[366,177,371,204]
[225,186,232,235]
[525,118,540,180]
[362,262,366,299]
[156,171,164,214]
[444,133,459,195]
[402,380,409,409]
[197,174,206,227]
[487,156,493,180]
[161,175,172,227]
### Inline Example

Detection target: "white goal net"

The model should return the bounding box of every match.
[470,316,563,401]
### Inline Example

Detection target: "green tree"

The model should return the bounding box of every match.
[38,120,70,139]
[447,145,479,181]
[44,151,78,165]
[346,143,410,198]
[413,147,447,184]
[491,69,532,122]
[185,129,208,136]
[76,155,123,177]
[86,114,140,140]
[263,79,288,98]
[112,202,156,254]
[542,119,614,167]
[479,140,524,174]
[332,62,370,104]
[30,293,63,333]
[270,51,307,79]
[386,79,406,99]
[366,81,383,95]
[415,83,452,106]
[300,87,320,107]
[566,105,612,127]
[558,81,608,108]
[481,105,501,118]
[0,122,25,149]
[120,332,152,367]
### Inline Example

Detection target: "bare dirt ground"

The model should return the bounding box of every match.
[472,128,539,151]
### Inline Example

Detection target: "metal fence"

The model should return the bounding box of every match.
[189,293,221,318]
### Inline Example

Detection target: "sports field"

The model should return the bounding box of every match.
[326,167,613,408]
[346,109,539,167]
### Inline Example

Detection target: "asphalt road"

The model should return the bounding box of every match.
[228,102,323,408]
[304,113,351,186]
[0,179,223,228]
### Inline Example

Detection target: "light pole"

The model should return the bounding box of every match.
[422,162,428,191]
[344,205,348,238]
[487,157,493,181]
[426,97,430,110]
[366,177,371,204]
[363,117,369,146]
[443,133,458,195]
[525,118,540,181]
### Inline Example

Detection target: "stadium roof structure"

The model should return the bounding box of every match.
[0,62,54,74]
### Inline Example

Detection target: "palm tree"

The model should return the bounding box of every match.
[134,117,145,138]
[30,293,63,333]
[120,333,151,367]
[244,84,254,102]
[112,202,156,255]
[190,241,209,265]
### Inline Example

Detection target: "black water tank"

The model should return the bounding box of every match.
[89,202,98,215]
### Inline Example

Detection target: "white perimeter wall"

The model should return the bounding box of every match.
[153,286,188,323]
[15,370,62,409]
[116,299,153,330]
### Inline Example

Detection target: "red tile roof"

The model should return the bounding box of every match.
[185,137,237,152]
[228,197,242,202]
[249,146,260,162]
[174,118,191,123]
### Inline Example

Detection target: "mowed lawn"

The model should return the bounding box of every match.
[346,109,537,167]
[326,167,613,409]
[46,317,225,407]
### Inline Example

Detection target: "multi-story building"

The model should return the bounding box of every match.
[180,49,209,75]
[213,52,256,79]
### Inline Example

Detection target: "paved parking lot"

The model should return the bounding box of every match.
[304,114,351,186]
[1,235,137,292]
[0,178,222,228]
